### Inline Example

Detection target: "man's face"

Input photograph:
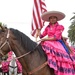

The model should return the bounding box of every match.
[49,16,58,24]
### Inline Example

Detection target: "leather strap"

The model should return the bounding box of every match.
[28,61,48,75]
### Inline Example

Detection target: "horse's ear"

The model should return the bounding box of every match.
[0,23,7,32]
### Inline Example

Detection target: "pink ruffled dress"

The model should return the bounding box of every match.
[40,22,75,75]
[7,51,22,73]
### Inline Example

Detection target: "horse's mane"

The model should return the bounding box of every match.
[10,28,45,57]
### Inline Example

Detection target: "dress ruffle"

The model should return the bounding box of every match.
[41,40,75,75]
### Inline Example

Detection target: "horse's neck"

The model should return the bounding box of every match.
[24,49,46,69]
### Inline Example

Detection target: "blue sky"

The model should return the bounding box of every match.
[0,0,75,41]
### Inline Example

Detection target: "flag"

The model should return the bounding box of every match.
[31,0,47,38]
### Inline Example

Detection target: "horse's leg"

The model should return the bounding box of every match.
[8,68,10,75]
[6,72,9,75]
[4,73,5,75]
[0,68,2,75]
[14,68,17,75]
[2,72,4,75]
[0,72,2,75]
[18,73,22,75]
[9,67,13,75]
[1,72,3,75]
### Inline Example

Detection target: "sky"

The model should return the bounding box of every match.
[0,0,75,41]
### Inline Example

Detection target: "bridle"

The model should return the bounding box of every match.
[0,29,31,58]
[0,29,48,75]
[0,29,11,56]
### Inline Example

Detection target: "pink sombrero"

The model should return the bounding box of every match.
[41,11,65,22]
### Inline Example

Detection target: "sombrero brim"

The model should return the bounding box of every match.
[41,11,65,22]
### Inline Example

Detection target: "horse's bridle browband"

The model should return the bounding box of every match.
[0,29,48,75]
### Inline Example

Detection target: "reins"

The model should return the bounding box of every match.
[17,51,31,59]
[16,41,41,59]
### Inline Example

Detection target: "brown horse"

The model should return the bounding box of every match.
[0,26,55,75]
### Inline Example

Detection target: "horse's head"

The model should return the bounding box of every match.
[0,25,37,57]
[0,27,10,55]
[0,26,16,56]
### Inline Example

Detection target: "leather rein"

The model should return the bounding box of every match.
[0,29,48,75]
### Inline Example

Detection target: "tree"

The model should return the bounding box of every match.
[68,13,75,45]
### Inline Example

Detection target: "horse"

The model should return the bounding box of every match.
[8,51,22,75]
[0,26,55,75]
[8,52,18,75]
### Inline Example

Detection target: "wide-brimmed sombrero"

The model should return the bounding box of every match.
[41,11,65,22]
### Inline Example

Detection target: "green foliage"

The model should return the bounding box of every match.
[0,22,2,26]
[68,13,75,45]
